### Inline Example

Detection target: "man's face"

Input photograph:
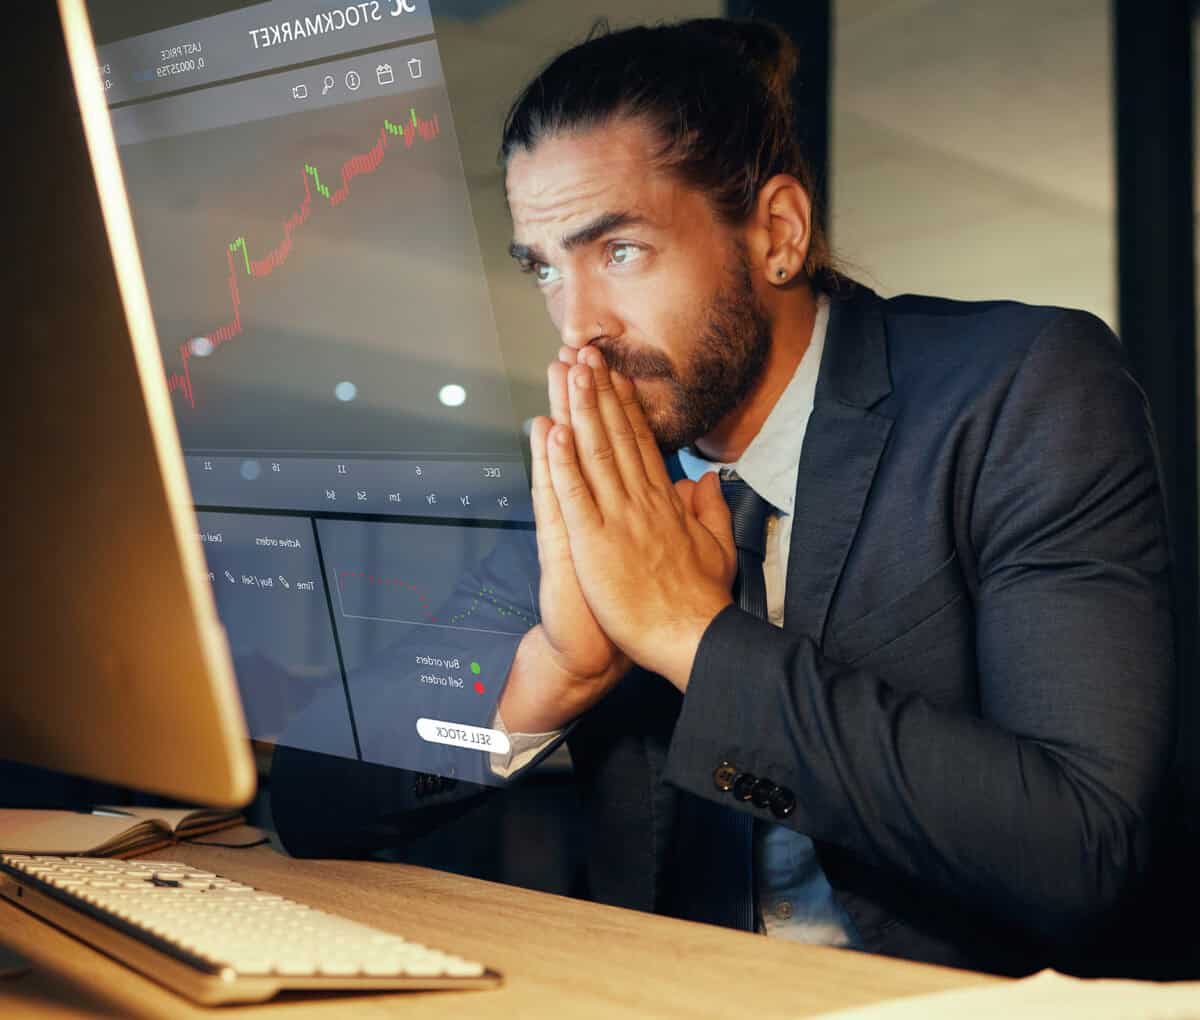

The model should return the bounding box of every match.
[505,118,771,451]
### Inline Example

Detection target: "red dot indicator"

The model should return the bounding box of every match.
[473,681,486,695]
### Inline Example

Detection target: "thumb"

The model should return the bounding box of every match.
[693,472,734,554]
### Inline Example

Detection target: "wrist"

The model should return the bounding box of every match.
[637,599,731,691]
[498,626,626,732]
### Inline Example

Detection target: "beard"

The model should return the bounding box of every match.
[593,253,772,452]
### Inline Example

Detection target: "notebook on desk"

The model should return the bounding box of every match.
[0,806,244,858]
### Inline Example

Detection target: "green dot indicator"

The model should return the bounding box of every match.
[470,662,481,675]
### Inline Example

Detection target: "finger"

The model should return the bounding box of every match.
[609,368,674,491]
[579,346,649,489]
[548,361,571,426]
[673,477,697,516]
[558,345,580,365]
[529,417,572,567]
[567,362,627,503]
[546,423,604,532]
[692,471,736,562]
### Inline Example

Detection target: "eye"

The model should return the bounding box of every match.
[531,262,561,286]
[608,243,644,266]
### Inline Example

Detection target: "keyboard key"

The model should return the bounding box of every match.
[362,958,406,977]
[274,958,318,977]
[403,959,447,977]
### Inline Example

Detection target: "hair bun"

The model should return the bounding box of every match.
[684,18,798,104]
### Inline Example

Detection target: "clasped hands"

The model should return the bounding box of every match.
[510,344,736,731]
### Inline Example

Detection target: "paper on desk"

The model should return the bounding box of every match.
[0,807,244,856]
[811,969,1200,1019]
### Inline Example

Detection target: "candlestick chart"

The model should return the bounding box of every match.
[118,90,519,456]
[166,109,441,410]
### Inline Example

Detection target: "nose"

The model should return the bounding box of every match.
[557,274,617,352]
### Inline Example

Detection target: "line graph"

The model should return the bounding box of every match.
[166,108,441,410]
[334,568,534,637]
[338,569,438,624]
[449,587,536,628]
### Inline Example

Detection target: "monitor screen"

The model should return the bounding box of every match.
[85,0,539,788]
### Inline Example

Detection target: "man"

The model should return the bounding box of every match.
[275,19,1174,975]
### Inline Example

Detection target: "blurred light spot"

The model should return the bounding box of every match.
[439,383,467,407]
[190,337,214,357]
[240,460,262,480]
[335,380,358,402]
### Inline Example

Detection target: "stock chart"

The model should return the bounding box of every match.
[119,86,518,457]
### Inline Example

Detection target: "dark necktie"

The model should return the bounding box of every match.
[721,477,773,620]
[672,475,772,932]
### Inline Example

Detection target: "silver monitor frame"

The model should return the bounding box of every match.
[0,1,255,809]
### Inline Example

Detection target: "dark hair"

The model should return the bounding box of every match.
[500,18,843,290]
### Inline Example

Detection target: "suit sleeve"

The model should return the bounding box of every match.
[662,310,1175,946]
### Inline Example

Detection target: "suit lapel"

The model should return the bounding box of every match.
[783,286,894,642]
[664,284,894,644]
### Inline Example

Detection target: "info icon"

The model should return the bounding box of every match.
[345,69,361,91]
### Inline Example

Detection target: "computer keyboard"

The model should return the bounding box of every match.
[0,853,500,1005]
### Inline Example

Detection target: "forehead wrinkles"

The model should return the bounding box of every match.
[510,175,614,229]
[510,177,683,251]
[507,139,681,242]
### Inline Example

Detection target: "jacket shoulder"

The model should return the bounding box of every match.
[876,291,1122,401]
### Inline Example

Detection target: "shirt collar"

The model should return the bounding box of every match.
[676,292,829,516]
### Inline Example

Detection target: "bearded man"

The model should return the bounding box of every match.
[276,18,1174,976]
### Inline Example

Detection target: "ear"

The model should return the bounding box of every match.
[747,174,812,288]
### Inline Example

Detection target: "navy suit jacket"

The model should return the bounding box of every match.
[273,282,1175,975]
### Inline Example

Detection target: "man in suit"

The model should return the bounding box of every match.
[273,18,1174,975]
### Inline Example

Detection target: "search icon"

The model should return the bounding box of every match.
[321,74,335,95]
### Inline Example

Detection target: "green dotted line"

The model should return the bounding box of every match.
[449,586,536,627]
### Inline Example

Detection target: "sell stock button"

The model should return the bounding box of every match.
[416,719,511,755]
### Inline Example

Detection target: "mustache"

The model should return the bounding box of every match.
[589,339,674,380]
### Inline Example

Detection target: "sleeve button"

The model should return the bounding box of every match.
[768,785,797,819]
[750,777,776,808]
[713,762,738,792]
[732,773,758,802]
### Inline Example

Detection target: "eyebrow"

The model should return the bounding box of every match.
[508,210,647,264]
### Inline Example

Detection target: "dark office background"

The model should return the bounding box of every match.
[5,0,1196,980]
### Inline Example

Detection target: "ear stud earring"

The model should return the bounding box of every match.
[776,268,788,280]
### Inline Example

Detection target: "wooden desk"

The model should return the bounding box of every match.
[0,842,1001,1018]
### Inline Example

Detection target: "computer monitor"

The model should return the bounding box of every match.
[1,1,255,810]
[61,0,544,793]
